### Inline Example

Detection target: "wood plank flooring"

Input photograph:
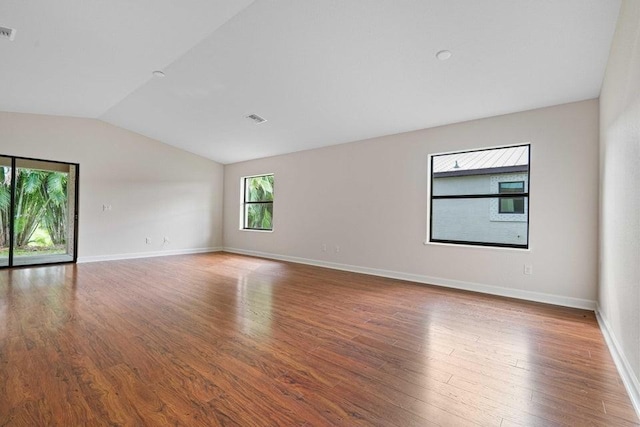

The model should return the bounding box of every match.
[0,252,637,426]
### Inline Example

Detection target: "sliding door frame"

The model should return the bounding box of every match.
[7,157,16,267]
[0,153,79,269]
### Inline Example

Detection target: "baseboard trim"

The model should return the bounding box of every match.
[596,307,640,418]
[77,247,223,263]
[222,247,596,310]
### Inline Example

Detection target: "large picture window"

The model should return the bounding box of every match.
[242,174,274,231]
[428,144,530,249]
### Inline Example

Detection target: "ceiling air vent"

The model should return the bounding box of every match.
[0,26,16,41]
[245,114,267,124]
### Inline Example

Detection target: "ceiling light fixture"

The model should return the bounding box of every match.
[436,50,452,61]
[152,70,166,78]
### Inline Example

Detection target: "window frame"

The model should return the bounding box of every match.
[241,173,274,232]
[428,144,530,249]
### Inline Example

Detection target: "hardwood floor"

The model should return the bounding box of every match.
[0,252,637,426]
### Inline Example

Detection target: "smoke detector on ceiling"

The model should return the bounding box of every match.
[245,114,267,124]
[436,50,452,61]
[0,26,16,41]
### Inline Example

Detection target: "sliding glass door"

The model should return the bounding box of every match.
[0,155,78,268]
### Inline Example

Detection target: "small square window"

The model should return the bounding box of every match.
[499,181,525,214]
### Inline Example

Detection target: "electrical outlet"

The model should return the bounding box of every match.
[322,244,327,252]
[335,245,340,253]
[145,237,151,244]
[524,264,533,275]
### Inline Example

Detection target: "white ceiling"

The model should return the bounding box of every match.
[0,1,621,164]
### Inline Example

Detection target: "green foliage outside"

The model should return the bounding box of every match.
[0,167,69,255]
[245,175,274,230]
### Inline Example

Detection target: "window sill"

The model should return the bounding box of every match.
[423,240,530,252]
[240,228,273,233]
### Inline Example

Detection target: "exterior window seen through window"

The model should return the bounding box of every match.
[498,181,525,214]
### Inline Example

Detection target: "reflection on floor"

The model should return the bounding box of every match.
[0,252,637,425]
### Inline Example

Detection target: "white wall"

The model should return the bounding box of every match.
[598,0,640,407]
[0,111,224,261]
[223,99,599,308]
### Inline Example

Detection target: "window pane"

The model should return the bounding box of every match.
[245,175,274,202]
[244,203,273,230]
[499,197,525,214]
[499,181,524,193]
[432,146,529,196]
[12,160,76,266]
[431,198,528,246]
[500,198,514,212]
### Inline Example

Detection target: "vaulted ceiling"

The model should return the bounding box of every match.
[0,1,621,164]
